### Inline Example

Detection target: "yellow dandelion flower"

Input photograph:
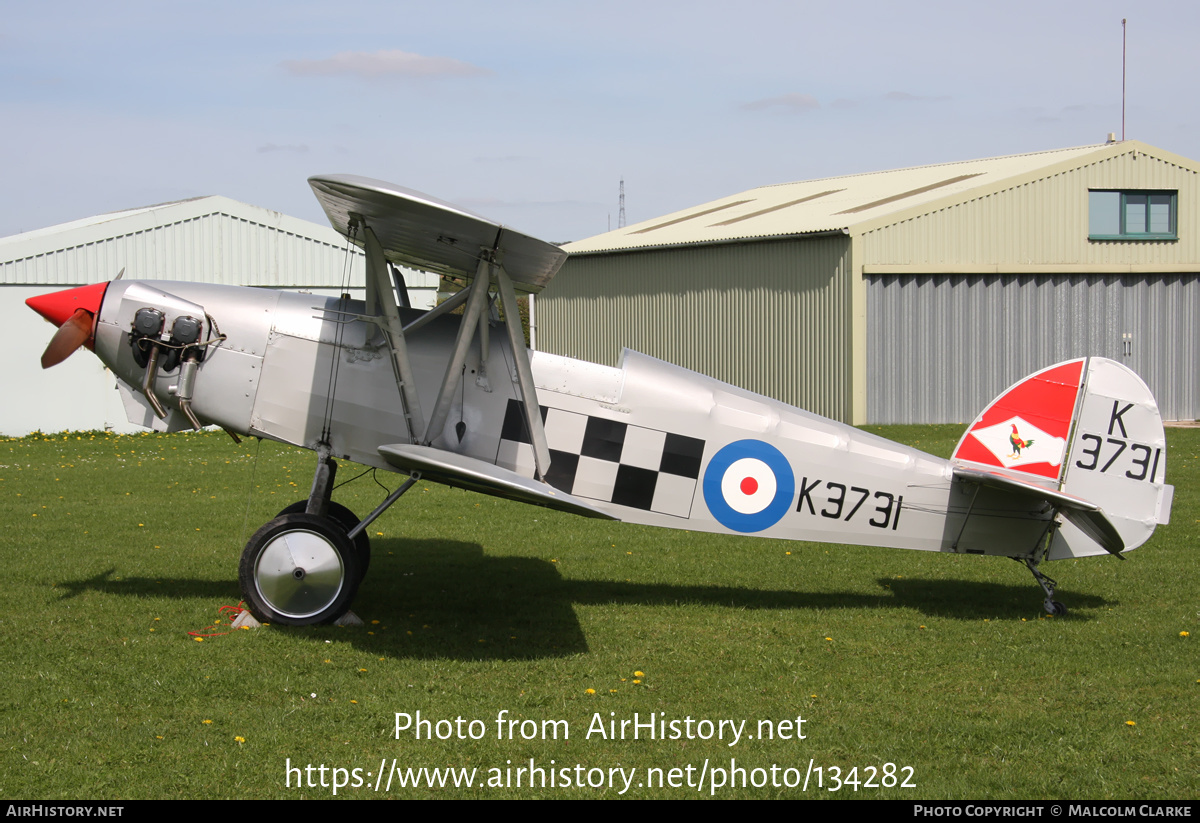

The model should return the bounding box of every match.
[194,637,204,642]
[1181,631,1190,637]
[585,688,596,694]
[358,668,367,672]
[634,670,644,677]
[234,736,245,743]
[825,637,833,641]
[202,719,212,725]
[350,700,358,704]
[1125,720,1136,726]
[633,679,641,685]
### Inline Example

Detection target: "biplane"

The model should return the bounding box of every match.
[26,175,1174,625]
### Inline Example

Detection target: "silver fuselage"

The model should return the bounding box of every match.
[92,281,1149,560]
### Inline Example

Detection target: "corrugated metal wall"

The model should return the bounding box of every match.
[867,272,1200,422]
[2,212,360,287]
[1123,274,1200,420]
[539,235,854,420]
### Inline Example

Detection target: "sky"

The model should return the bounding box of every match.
[2,0,1197,245]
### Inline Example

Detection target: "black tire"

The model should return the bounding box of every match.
[277,500,371,578]
[239,513,361,626]
[1048,600,1068,617]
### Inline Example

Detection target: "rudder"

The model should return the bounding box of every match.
[1056,358,1172,557]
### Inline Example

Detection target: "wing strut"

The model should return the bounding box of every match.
[363,225,424,443]
[424,254,494,450]
[495,264,550,477]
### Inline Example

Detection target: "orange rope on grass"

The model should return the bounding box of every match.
[187,603,249,638]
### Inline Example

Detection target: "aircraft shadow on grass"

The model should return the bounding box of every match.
[54,539,1109,661]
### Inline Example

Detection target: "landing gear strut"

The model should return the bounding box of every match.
[1020,520,1068,616]
[1023,557,1067,616]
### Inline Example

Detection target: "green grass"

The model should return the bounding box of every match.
[1,427,1196,799]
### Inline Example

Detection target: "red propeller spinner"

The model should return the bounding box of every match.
[25,281,110,368]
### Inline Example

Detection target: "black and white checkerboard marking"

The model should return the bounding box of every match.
[496,399,705,518]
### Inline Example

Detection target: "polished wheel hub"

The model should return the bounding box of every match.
[254,529,344,619]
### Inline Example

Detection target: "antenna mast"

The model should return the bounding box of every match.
[1121,18,1127,140]
[618,178,626,229]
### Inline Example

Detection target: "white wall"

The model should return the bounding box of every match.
[4,285,130,435]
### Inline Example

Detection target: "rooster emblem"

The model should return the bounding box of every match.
[1009,423,1034,459]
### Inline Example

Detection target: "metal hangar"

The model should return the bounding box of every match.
[540,140,1200,424]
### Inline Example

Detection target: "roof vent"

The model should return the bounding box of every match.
[1106,133,1117,143]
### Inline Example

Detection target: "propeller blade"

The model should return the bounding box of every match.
[41,308,94,368]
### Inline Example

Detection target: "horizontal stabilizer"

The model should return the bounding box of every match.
[379,444,617,520]
[309,175,567,292]
[952,466,1124,555]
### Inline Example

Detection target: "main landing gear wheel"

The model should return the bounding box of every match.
[239,513,362,626]
[277,500,371,577]
[1045,600,1068,617]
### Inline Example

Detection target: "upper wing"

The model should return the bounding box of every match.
[309,174,567,292]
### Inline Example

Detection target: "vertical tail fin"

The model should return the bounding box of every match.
[953,358,1172,558]
[952,359,1086,482]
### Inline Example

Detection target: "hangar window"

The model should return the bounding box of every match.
[1089,190,1177,240]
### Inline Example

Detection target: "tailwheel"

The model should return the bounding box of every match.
[277,500,371,578]
[1022,556,1067,617]
[239,513,362,626]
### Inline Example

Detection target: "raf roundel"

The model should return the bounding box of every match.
[702,440,796,533]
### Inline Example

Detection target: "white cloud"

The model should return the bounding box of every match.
[740,93,820,113]
[883,90,950,103]
[281,49,490,79]
[257,143,309,153]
